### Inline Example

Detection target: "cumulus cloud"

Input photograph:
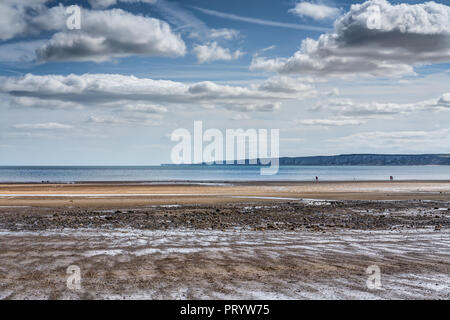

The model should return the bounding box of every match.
[36,7,186,62]
[1,2,242,63]
[12,122,73,130]
[0,2,77,40]
[0,0,49,41]
[0,2,186,62]
[193,42,243,63]
[251,0,450,77]
[438,93,450,108]
[250,57,286,73]
[0,2,27,41]
[289,2,340,20]
[0,73,316,113]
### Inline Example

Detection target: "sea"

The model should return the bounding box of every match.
[0,165,450,183]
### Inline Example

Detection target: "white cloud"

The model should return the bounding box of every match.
[289,2,340,20]
[193,42,243,63]
[250,57,286,73]
[209,28,240,40]
[330,129,450,151]
[224,102,281,113]
[257,76,314,94]
[438,93,450,108]
[230,114,251,121]
[0,2,186,62]
[1,73,316,113]
[36,7,186,62]
[1,2,247,64]
[86,116,121,124]
[122,104,168,113]
[297,118,365,127]
[251,0,450,77]
[0,0,49,41]
[0,2,27,41]
[321,99,425,116]
[12,122,73,130]
[10,96,83,110]
[315,93,450,117]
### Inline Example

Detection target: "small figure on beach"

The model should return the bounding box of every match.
[390,176,394,181]
[315,176,319,182]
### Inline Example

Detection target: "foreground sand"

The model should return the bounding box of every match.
[0,181,449,299]
[1,228,449,299]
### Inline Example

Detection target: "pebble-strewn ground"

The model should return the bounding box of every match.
[0,200,449,231]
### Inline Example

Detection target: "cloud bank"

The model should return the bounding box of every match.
[12,122,73,130]
[315,93,450,117]
[251,0,450,77]
[0,73,316,113]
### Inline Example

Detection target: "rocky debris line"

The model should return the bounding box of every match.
[0,201,449,232]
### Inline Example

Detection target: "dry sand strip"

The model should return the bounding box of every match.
[0,181,450,208]
[0,228,448,299]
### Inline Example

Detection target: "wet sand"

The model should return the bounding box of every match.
[0,181,449,299]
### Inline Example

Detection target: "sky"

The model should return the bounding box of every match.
[0,0,449,165]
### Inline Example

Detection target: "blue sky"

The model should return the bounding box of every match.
[0,0,450,165]
[0,0,334,78]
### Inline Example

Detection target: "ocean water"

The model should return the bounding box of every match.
[0,165,450,182]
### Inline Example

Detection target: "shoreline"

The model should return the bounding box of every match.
[2,179,450,184]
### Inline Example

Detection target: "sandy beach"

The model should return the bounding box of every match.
[0,181,449,299]
[1,180,450,207]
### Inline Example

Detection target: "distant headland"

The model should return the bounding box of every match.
[162,154,450,166]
